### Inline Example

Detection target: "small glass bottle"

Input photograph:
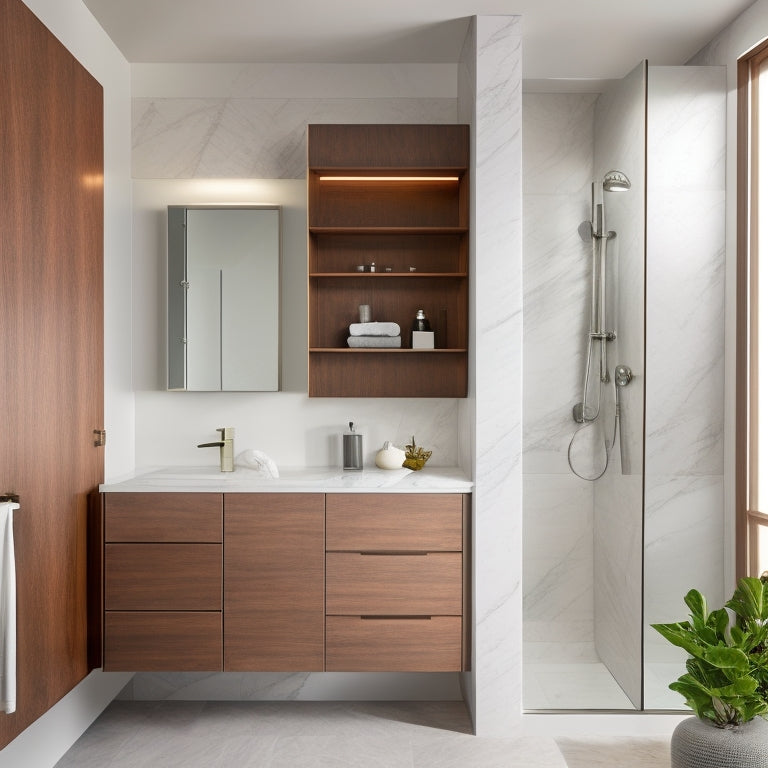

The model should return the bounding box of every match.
[411,309,431,347]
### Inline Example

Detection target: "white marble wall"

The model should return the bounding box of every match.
[133,97,456,180]
[521,92,598,665]
[127,67,463,480]
[643,66,726,705]
[127,65,464,702]
[459,15,524,737]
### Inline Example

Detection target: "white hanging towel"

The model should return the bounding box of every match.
[0,501,18,714]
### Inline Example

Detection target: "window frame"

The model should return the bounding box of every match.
[737,39,768,579]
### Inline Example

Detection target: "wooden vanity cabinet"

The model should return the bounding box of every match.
[224,494,325,671]
[100,490,469,674]
[102,493,223,671]
[325,493,471,672]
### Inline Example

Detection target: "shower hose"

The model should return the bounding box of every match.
[567,378,621,482]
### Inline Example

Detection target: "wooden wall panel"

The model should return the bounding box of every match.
[0,0,103,748]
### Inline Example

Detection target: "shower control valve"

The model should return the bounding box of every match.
[615,365,632,387]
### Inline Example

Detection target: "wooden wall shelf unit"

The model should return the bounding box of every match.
[307,124,469,398]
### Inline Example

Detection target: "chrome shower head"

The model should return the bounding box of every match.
[602,170,631,192]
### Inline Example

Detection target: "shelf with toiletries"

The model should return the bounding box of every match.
[307,124,469,398]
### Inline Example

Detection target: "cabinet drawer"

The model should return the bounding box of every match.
[104,492,222,542]
[105,543,222,610]
[325,493,463,551]
[325,616,462,671]
[104,611,222,671]
[326,552,461,615]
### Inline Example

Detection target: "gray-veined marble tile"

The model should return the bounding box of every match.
[644,474,724,663]
[556,736,671,768]
[132,97,455,179]
[645,189,725,476]
[522,93,596,196]
[647,66,726,192]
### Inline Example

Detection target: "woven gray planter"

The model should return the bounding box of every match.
[671,716,768,768]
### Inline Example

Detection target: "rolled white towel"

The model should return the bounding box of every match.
[349,322,400,337]
[347,336,401,348]
[235,449,279,478]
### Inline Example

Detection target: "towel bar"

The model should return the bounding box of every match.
[0,493,19,504]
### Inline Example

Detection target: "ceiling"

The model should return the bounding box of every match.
[83,0,754,82]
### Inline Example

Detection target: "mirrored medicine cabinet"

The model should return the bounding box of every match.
[168,205,281,391]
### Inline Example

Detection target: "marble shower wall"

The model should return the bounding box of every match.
[522,64,726,714]
[522,92,598,662]
[643,66,726,702]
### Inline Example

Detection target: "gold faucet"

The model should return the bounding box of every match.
[197,427,235,472]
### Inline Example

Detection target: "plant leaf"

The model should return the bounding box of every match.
[685,589,708,626]
[703,646,751,676]
[651,622,707,660]
[727,577,768,622]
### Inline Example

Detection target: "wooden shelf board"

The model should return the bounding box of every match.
[309,348,467,354]
[309,226,468,235]
[310,167,467,176]
[309,272,467,278]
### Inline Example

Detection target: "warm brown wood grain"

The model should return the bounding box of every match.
[105,544,222,610]
[104,493,223,542]
[326,552,462,615]
[0,0,104,747]
[308,352,467,398]
[307,125,469,169]
[326,493,463,551]
[88,492,105,670]
[462,494,472,672]
[224,494,325,671]
[104,612,222,672]
[307,124,469,398]
[309,232,467,275]
[308,275,467,351]
[325,616,462,672]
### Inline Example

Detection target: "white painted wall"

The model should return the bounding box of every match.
[0,2,134,766]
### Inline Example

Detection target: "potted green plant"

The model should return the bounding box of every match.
[652,576,768,767]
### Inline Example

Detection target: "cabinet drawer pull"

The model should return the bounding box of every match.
[359,551,429,556]
[360,615,432,621]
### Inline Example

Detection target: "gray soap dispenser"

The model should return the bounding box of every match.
[343,421,363,471]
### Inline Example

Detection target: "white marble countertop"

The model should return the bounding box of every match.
[100,465,473,494]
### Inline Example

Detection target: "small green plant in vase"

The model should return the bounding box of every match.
[652,576,768,767]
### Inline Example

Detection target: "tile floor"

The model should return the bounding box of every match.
[53,701,673,768]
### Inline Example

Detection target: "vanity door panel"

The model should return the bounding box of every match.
[105,492,222,542]
[325,616,462,672]
[325,493,462,551]
[326,552,462,615]
[224,493,325,671]
[105,543,222,610]
[105,612,222,671]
